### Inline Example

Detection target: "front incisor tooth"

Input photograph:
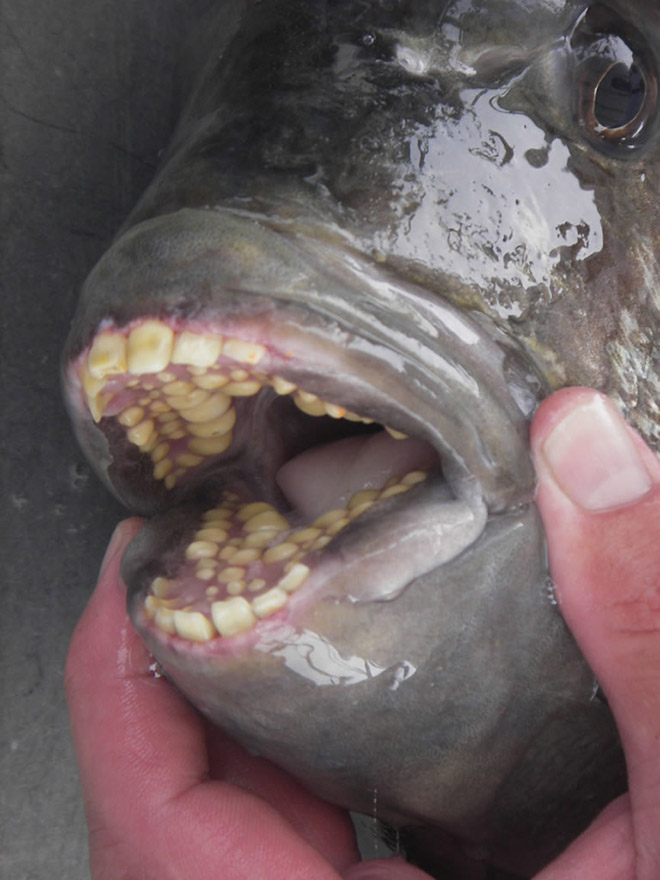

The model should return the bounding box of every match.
[211,597,256,637]
[277,563,310,593]
[88,333,127,378]
[127,321,174,374]
[154,607,176,634]
[173,610,216,642]
[252,587,288,618]
[171,331,222,367]
[223,338,266,364]
[271,375,297,395]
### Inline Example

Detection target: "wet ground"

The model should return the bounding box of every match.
[1,2,212,875]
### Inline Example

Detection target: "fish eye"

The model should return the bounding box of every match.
[572,11,658,152]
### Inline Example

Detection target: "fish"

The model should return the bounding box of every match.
[62,0,660,876]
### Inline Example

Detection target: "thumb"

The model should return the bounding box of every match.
[531,388,660,878]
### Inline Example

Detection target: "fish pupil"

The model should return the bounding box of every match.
[594,61,645,131]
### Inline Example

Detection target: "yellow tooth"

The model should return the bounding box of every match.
[223,338,266,365]
[193,373,229,390]
[176,453,204,467]
[88,333,127,378]
[157,410,180,423]
[385,426,409,440]
[166,389,210,410]
[206,586,219,597]
[327,517,349,535]
[126,419,155,447]
[151,576,174,598]
[219,546,239,561]
[196,527,228,543]
[217,566,246,583]
[149,401,171,414]
[311,535,332,551]
[145,595,178,617]
[248,578,267,592]
[153,459,173,480]
[230,369,249,382]
[164,474,177,490]
[211,597,256,637]
[154,607,176,634]
[293,394,326,417]
[161,420,184,437]
[162,380,195,396]
[229,548,261,565]
[81,364,106,399]
[187,407,236,438]
[277,563,310,593]
[157,371,176,383]
[127,321,174,374]
[180,392,232,424]
[288,527,322,544]
[188,434,233,456]
[271,375,297,395]
[118,406,145,428]
[196,567,216,581]
[244,529,280,548]
[237,501,276,521]
[171,331,222,367]
[347,489,380,509]
[203,506,235,520]
[348,501,374,519]
[252,587,288,618]
[173,610,216,642]
[186,540,219,560]
[262,542,298,564]
[402,470,427,486]
[151,442,170,464]
[86,390,111,422]
[324,403,346,418]
[168,430,186,441]
[226,581,245,595]
[380,483,409,499]
[224,380,262,396]
[312,508,347,528]
[243,510,290,533]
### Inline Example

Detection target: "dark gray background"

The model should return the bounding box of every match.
[1,2,212,875]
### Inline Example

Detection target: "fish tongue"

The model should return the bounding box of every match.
[275,431,439,518]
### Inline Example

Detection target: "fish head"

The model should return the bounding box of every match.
[62,0,658,874]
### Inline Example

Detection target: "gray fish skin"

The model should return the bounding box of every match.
[61,0,660,875]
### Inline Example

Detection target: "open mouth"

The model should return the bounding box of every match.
[63,209,544,655]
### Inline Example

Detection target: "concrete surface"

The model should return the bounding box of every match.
[1,2,212,876]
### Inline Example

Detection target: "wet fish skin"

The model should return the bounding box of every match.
[62,0,660,876]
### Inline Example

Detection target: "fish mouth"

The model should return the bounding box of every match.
[63,208,545,654]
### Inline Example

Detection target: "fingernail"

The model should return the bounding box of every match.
[541,395,652,511]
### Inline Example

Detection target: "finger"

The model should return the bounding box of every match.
[531,388,660,878]
[65,519,355,879]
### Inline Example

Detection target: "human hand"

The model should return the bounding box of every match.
[530,388,660,880]
[64,520,432,880]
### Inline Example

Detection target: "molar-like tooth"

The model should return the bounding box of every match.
[153,459,173,480]
[164,474,177,490]
[312,508,347,529]
[347,489,380,509]
[151,442,170,464]
[326,517,349,535]
[288,527,322,544]
[154,607,176,634]
[196,527,228,543]
[324,403,346,419]
[252,587,288,618]
[223,338,266,364]
[311,535,332,551]
[248,578,267,592]
[157,371,176,383]
[217,566,246,583]
[176,453,204,467]
[243,510,290,533]
[166,389,210,411]
[237,501,276,521]
[173,609,216,642]
[262,542,298,564]
[158,411,180,423]
[188,434,233,456]
[219,546,238,561]
[88,333,127,378]
[187,407,236,438]
[244,529,280,548]
[224,380,262,396]
[211,597,256,637]
[162,380,195,396]
[230,548,261,565]
[348,501,375,519]
[171,331,222,367]
[180,391,232,424]
[126,419,155,447]
[293,393,327,417]
[226,581,245,595]
[206,586,219,597]
[380,483,410,499]
[193,373,229,390]
[127,321,174,374]
[271,375,297,395]
[196,567,216,581]
[186,540,219,560]
[277,563,310,593]
[161,420,184,437]
[118,406,145,428]
[230,369,249,381]
[402,469,427,486]
[203,506,235,521]
[385,426,409,440]
[150,401,171,414]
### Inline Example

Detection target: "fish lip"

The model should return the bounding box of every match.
[64,205,547,647]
